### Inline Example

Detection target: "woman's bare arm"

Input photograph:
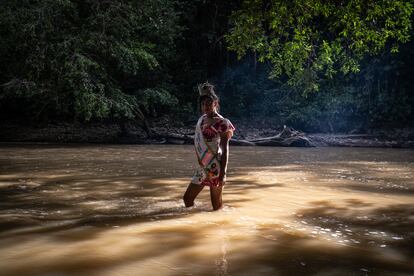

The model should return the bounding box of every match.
[218,132,232,185]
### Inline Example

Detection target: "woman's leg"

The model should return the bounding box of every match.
[210,185,223,211]
[183,183,204,207]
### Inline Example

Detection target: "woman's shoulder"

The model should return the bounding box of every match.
[217,114,234,124]
[214,115,235,133]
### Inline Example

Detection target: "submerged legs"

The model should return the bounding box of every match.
[183,183,204,207]
[210,185,223,211]
[183,183,223,211]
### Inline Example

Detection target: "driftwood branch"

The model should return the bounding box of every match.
[150,126,314,147]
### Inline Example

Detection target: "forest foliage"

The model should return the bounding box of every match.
[0,0,182,121]
[0,0,413,132]
[227,0,413,93]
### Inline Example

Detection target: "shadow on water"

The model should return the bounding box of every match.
[0,173,266,238]
[236,156,414,196]
[0,175,197,234]
[298,200,414,250]
[173,201,414,276]
[0,145,413,275]
[3,223,219,275]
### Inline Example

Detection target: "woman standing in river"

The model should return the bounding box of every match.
[183,82,235,211]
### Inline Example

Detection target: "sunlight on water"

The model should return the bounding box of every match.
[0,145,413,275]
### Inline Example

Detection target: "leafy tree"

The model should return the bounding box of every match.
[226,0,413,93]
[214,34,414,132]
[0,0,181,122]
[0,0,413,133]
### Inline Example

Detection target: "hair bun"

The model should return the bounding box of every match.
[198,81,215,96]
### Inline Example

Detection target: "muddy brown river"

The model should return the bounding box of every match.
[0,144,413,275]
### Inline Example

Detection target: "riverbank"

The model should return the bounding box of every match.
[1,121,414,148]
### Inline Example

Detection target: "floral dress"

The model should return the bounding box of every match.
[191,114,235,186]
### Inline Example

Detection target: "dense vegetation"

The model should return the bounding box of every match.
[0,0,413,132]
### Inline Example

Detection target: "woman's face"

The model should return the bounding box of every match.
[201,98,218,114]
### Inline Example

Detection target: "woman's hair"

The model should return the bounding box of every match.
[198,81,220,112]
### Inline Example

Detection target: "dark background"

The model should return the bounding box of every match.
[0,0,413,134]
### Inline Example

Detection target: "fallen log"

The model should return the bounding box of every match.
[150,125,314,147]
[252,126,313,147]
[255,136,313,147]
[230,139,256,146]
[249,135,283,143]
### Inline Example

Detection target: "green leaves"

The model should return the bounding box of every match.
[137,88,178,116]
[0,0,182,121]
[226,0,413,94]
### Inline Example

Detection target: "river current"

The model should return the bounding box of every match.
[0,144,413,275]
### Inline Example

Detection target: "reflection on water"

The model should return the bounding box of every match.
[0,145,413,275]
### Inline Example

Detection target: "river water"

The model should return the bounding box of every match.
[0,144,413,275]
